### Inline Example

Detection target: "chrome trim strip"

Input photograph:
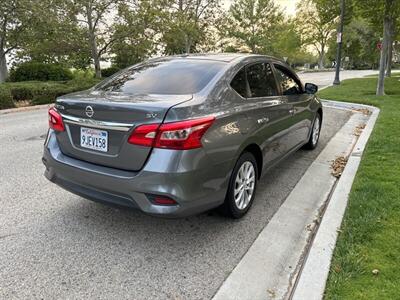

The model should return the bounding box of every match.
[61,114,133,132]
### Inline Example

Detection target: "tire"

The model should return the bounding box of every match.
[303,112,321,150]
[220,152,258,218]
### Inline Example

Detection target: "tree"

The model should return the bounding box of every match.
[326,19,380,69]
[271,19,315,66]
[160,0,222,54]
[70,0,121,78]
[355,0,400,95]
[295,0,340,69]
[0,0,34,82]
[16,0,91,69]
[221,0,283,53]
[110,0,161,68]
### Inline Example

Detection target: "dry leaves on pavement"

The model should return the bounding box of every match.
[353,108,371,115]
[354,124,366,136]
[331,156,348,178]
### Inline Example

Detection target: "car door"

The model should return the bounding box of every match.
[240,62,293,169]
[273,63,313,150]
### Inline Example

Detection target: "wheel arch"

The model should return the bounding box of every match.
[317,107,323,121]
[241,143,263,179]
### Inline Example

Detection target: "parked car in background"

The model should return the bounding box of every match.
[43,53,322,218]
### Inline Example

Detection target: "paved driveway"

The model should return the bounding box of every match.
[0,70,373,299]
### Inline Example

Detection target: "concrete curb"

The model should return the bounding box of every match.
[0,103,52,115]
[212,102,373,300]
[291,101,380,300]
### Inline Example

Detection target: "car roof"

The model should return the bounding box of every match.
[148,53,284,64]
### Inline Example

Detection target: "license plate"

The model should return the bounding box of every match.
[80,127,108,152]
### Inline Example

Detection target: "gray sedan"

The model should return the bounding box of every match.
[43,53,322,218]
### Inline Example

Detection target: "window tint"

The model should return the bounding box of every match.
[95,59,225,95]
[230,68,248,98]
[246,63,277,98]
[274,66,302,95]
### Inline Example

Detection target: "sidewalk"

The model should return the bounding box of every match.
[212,101,379,300]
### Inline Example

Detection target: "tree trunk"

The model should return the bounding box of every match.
[88,30,101,78]
[385,20,393,77]
[318,52,324,69]
[0,49,8,83]
[377,16,391,96]
[185,34,191,54]
[86,5,101,78]
[318,44,325,69]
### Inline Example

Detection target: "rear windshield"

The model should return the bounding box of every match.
[96,59,226,95]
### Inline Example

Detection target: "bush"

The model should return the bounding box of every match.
[9,62,73,82]
[71,69,96,81]
[8,83,36,101]
[102,66,120,78]
[31,90,59,105]
[0,86,14,109]
[0,78,101,109]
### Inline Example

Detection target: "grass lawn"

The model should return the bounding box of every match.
[319,76,400,299]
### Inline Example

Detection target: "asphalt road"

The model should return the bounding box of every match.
[0,70,371,299]
[299,69,378,89]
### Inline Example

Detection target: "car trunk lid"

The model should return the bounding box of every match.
[54,90,192,171]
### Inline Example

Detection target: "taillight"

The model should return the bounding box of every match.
[127,123,159,146]
[48,107,65,131]
[128,116,215,150]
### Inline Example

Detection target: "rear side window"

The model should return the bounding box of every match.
[230,68,248,98]
[246,63,277,98]
[274,65,302,95]
[95,59,225,95]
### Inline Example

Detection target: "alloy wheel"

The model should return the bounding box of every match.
[234,161,256,210]
[312,116,320,146]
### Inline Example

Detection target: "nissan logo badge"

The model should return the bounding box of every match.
[85,106,94,118]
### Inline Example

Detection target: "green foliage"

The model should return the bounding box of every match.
[354,0,400,31]
[319,76,400,299]
[0,0,37,82]
[222,0,283,53]
[327,19,380,69]
[160,0,222,54]
[295,0,339,68]
[9,62,73,82]
[2,0,395,83]
[0,78,100,108]
[68,0,122,78]
[0,86,14,109]
[71,69,96,81]
[110,1,160,68]
[8,84,36,101]
[101,66,120,78]
[15,0,92,69]
[271,20,317,66]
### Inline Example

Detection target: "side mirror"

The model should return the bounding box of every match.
[305,83,318,94]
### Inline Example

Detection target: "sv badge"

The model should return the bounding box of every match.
[146,112,158,119]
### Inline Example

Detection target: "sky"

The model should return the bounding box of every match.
[222,0,299,16]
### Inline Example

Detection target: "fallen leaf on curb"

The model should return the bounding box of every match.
[267,288,276,298]
[354,124,366,136]
[331,156,348,178]
[354,108,371,115]
[372,269,379,275]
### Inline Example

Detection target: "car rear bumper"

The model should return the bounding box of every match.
[42,130,231,217]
